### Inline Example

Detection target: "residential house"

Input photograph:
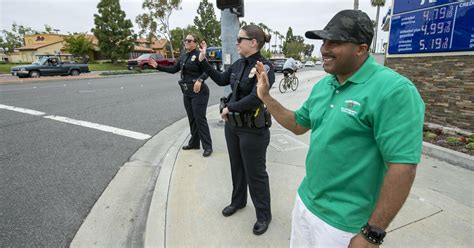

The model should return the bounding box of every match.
[7,34,169,63]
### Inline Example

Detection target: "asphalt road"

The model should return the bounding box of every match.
[0,72,224,247]
[0,66,321,247]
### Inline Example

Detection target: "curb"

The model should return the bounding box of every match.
[0,71,162,85]
[70,118,189,247]
[422,141,474,170]
[143,103,221,247]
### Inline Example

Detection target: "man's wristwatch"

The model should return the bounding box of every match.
[360,223,386,245]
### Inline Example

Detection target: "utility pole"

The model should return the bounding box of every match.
[217,0,244,95]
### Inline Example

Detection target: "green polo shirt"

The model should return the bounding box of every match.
[295,55,425,233]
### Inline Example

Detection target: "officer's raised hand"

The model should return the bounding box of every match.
[255,61,270,100]
[198,41,207,62]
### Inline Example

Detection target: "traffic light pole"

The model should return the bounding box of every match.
[220,9,240,95]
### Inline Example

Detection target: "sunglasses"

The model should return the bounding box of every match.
[184,39,195,43]
[237,36,253,43]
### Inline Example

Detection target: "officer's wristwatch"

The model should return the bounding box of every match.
[360,223,386,245]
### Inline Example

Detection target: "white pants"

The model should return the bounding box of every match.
[290,194,356,248]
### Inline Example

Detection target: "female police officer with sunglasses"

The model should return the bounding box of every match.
[198,25,275,235]
[149,34,213,157]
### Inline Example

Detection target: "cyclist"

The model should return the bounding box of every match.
[282,57,298,78]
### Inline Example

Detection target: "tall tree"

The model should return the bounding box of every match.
[170,25,199,54]
[92,0,135,63]
[44,25,54,34]
[273,31,282,54]
[63,33,94,61]
[371,0,386,52]
[136,0,182,59]
[0,37,4,52]
[283,32,306,59]
[0,23,36,53]
[193,0,220,46]
[278,33,285,53]
[283,27,295,55]
[285,42,305,60]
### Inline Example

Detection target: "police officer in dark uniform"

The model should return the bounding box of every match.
[198,25,275,235]
[150,34,213,157]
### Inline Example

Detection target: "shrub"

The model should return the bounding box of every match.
[466,142,474,150]
[446,136,461,144]
[424,131,437,140]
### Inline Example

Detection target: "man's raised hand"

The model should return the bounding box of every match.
[255,61,270,100]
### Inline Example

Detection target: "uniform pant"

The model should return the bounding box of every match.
[224,123,271,221]
[183,83,212,150]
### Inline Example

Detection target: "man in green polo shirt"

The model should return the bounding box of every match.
[254,9,424,247]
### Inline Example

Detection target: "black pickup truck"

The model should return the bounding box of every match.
[11,55,90,78]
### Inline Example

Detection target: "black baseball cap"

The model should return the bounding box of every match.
[305,10,374,46]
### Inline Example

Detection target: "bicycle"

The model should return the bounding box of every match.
[279,71,299,93]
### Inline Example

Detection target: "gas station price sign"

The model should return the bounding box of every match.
[389,0,474,54]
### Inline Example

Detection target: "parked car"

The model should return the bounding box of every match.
[206,47,224,71]
[295,60,304,69]
[127,53,176,70]
[304,61,316,67]
[270,58,287,72]
[315,60,322,65]
[11,55,89,78]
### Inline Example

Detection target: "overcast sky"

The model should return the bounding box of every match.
[0,0,390,56]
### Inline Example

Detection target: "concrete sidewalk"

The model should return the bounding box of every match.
[142,70,473,247]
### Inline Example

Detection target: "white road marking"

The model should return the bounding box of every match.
[1,103,151,140]
[0,104,45,116]
[43,115,151,140]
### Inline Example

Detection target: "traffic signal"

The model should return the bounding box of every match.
[216,0,244,17]
[216,0,242,9]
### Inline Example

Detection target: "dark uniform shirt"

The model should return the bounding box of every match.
[201,51,275,113]
[157,49,208,84]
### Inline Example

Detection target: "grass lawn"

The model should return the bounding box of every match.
[0,62,128,74]
[88,62,128,71]
[0,64,13,74]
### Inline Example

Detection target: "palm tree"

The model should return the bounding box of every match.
[371,0,386,52]
[354,0,359,10]
[278,34,285,53]
[274,31,282,54]
[258,23,272,50]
